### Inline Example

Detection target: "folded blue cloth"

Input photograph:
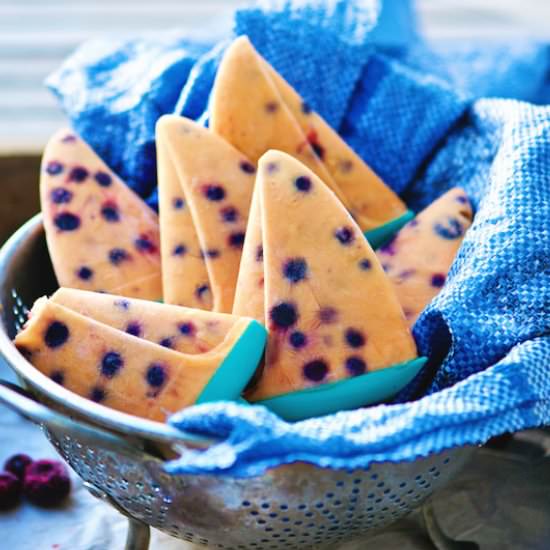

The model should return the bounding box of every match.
[46,0,550,477]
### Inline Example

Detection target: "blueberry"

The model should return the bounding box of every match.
[334,227,354,245]
[44,321,69,348]
[50,187,73,204]
[54,212,80,231]
[431,273,446,288]
[94,171,112,187]
[303,359,329,382]
[45,161,63,176]
[146,364,167,388]
[345,356,367,376]
[359,259,371,270]
[294,176,312,192]
[379,238,397,256]
[135,235,156,253]
[345,328,366,348]
[179,322,195,336]
[228,232,245,248]
[114,299,130,310]
[172,197,185,209]
[269,302,298,329]
[220,206,238,222]
[4,454,33,481]
[256,245,264,262]
[173,244,186,256]
[319,307,337,324]
[68,166,88,183]
[101,351,123,378]
[456,196,469,204]
[159,337,173,348]
[203,184,225,201]
[90,386,106,403]
[283,258,308,283]
[125,322,141,337]
[196,284,209,300]
[265,101,279,113]
[289,331,307,349]
[204,249,220,259]
[23,460,71,507]
[301,101,312,114]
[101,203,120,222]
[434,218,464,240]
[76,266,93,280]
[239,160,256,174]
[109,248,130,265]
[50,370,65,385]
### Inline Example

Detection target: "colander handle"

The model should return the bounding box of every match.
[0,380,147,458]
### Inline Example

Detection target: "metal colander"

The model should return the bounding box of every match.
[0,215,473,550]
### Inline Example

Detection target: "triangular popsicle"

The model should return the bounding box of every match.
[210,36,353,215]
[156,116,256,313]
[264,62,407,228]
[157,123,213,309]
[40,129,162,300]
[377,187,473,325]
[15,297,266,422]
[243,150,417,402]
[50,288,238,354]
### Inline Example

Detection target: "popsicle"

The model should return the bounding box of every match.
[156,116,256,313]
[377,187,473,325]
[40,129,162,300]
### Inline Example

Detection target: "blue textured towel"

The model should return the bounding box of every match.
[47,1,550,477]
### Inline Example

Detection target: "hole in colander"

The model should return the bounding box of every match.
[261,502,270,509]
[298,504,307,510]
[280,504,288,510]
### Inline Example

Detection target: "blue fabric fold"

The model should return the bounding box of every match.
[45,0,550,477]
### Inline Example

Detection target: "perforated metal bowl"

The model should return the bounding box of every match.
[0,215,473,550]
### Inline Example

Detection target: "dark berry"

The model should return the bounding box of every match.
[256,245,263,262]
[4,454,33,481]
[431,273,446,288]
[44,321,69,348]
[301,101,312,114]
[54,212,80,231]
[229,232,245,248]
[100,351,123,378]
[283,258,308,283]
[266,162,279,174]
[220,206,238,222]
[45,161,63,175]
[173,244,187,256]
[135,235,156,253]
[0,472,21,509]
[319,307,337,324]
[94,171,112,187]
[172,197,185,209]
[345,356,367,376]
[203,184,225,201]
[204,249,220,259]
[109,248,130,265]
[90,386,106,403]
[23,460,71,507]
[101,202,120,222]
[125,322,141,337]
[77,266,93,280]
[408,219,419,227]
[434,218,464,240]
[379,238,397,256]
[289,331,307,349]
[269,302,298,329]
[50,371,65,385]
[265,101,279,113]
[114,298,130,310]
[146,364,167,388]
[239,160,256,174]
[334,227,354,245]
[345,328,366,348]
[179,322,195,336]
[456,196,469,204]
[50,187,73,204]
[68,166,88,183]
[359,258,371,270]
[303,359,329,382]
[196,284,209,299]
[159,337,173,348]
[294,176,312,192]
